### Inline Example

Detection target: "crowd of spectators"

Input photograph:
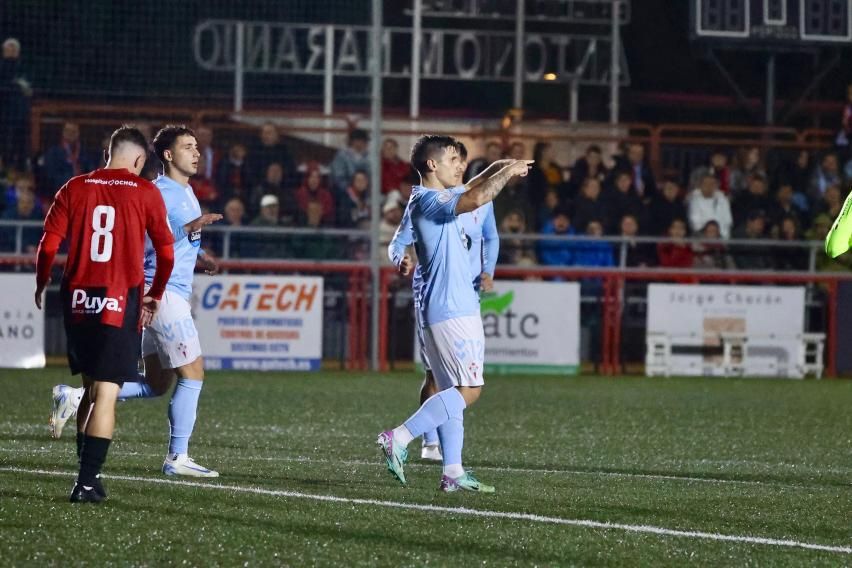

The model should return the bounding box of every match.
[3,101,852,270]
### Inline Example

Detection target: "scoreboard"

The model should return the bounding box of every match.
[691,0,852,45]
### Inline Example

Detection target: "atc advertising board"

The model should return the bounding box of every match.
[416,281,580,375]
[0,274,45,368]
[192,275,323,371]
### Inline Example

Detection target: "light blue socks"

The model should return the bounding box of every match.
[168,378,203,455]
[118,374,155,399]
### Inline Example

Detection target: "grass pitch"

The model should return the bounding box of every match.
[1,369,850,566]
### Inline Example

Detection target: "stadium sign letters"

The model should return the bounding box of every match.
[193,20,627,85]
[0,275,45,368]
[192,275,324,372]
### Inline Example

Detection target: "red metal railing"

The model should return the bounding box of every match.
[0,256,372,371]
[379,265,852,377]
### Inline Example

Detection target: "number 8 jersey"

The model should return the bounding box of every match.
[42,168,174,327]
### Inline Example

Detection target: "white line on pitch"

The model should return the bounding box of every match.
[0,446,834,488]
[1,466,849,555]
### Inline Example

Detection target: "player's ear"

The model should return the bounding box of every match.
[163,149,172,163]
[426,158,436,172]
[133,151,145,172]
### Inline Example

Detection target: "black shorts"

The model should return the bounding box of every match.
[61,284,141,383]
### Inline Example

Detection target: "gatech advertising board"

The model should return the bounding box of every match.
[192,275,323,371]
[0,274,45,368]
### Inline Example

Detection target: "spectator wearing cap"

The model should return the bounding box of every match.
[247,194,294,258]
[295,163,336,227]
[248,161,298,222]
[380,138,410,195]
[688,173,733,239]
[731,210,772,270]
[537,207,575,266]
[330,128,370,196]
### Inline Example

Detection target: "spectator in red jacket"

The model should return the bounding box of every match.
[657,218,694,268]
[295,163,335,227]
[380,138,410,195]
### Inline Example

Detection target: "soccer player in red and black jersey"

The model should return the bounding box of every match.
[35,126,176,503]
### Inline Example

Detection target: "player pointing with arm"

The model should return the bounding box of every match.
[36,126,175,502]
[388,141,502,461]
[378,135,529,492]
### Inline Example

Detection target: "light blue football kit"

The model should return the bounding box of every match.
[385,184,495,475]
[121,174,207,457]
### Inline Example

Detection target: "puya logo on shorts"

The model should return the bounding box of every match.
[71,289,123,314]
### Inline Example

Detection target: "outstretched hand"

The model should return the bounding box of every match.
[507,160,533,178]
[185,213,223,234]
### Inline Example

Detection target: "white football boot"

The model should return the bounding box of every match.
[49,385,84,439]
[162,454,219,477]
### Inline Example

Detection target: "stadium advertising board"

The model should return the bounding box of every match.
[0,274,45,368]
[192,275,323,371]
[417,281,580,375]
[647,284,806,378]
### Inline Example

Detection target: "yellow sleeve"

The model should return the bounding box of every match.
[825,189,852,258]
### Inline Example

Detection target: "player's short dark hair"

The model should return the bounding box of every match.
[108,125,148,155]
[456,141,468,161]
[153,124,196,165]
[349,128,369,143]
[410,134,458,176]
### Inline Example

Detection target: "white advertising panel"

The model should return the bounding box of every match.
[416,280,580,375]
[0,274,45,368]
[192,275,323,371]
[647,284,806,377]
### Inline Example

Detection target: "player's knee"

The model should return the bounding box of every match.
[148,372,174,396]
[457,386,482,406]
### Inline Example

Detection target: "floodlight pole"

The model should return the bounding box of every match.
[369,0,383,371]
[234,21,245,113]
[609,0,620,125]
[513,0,525,110]
[765,53,776,125]
[410,0,422,119]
